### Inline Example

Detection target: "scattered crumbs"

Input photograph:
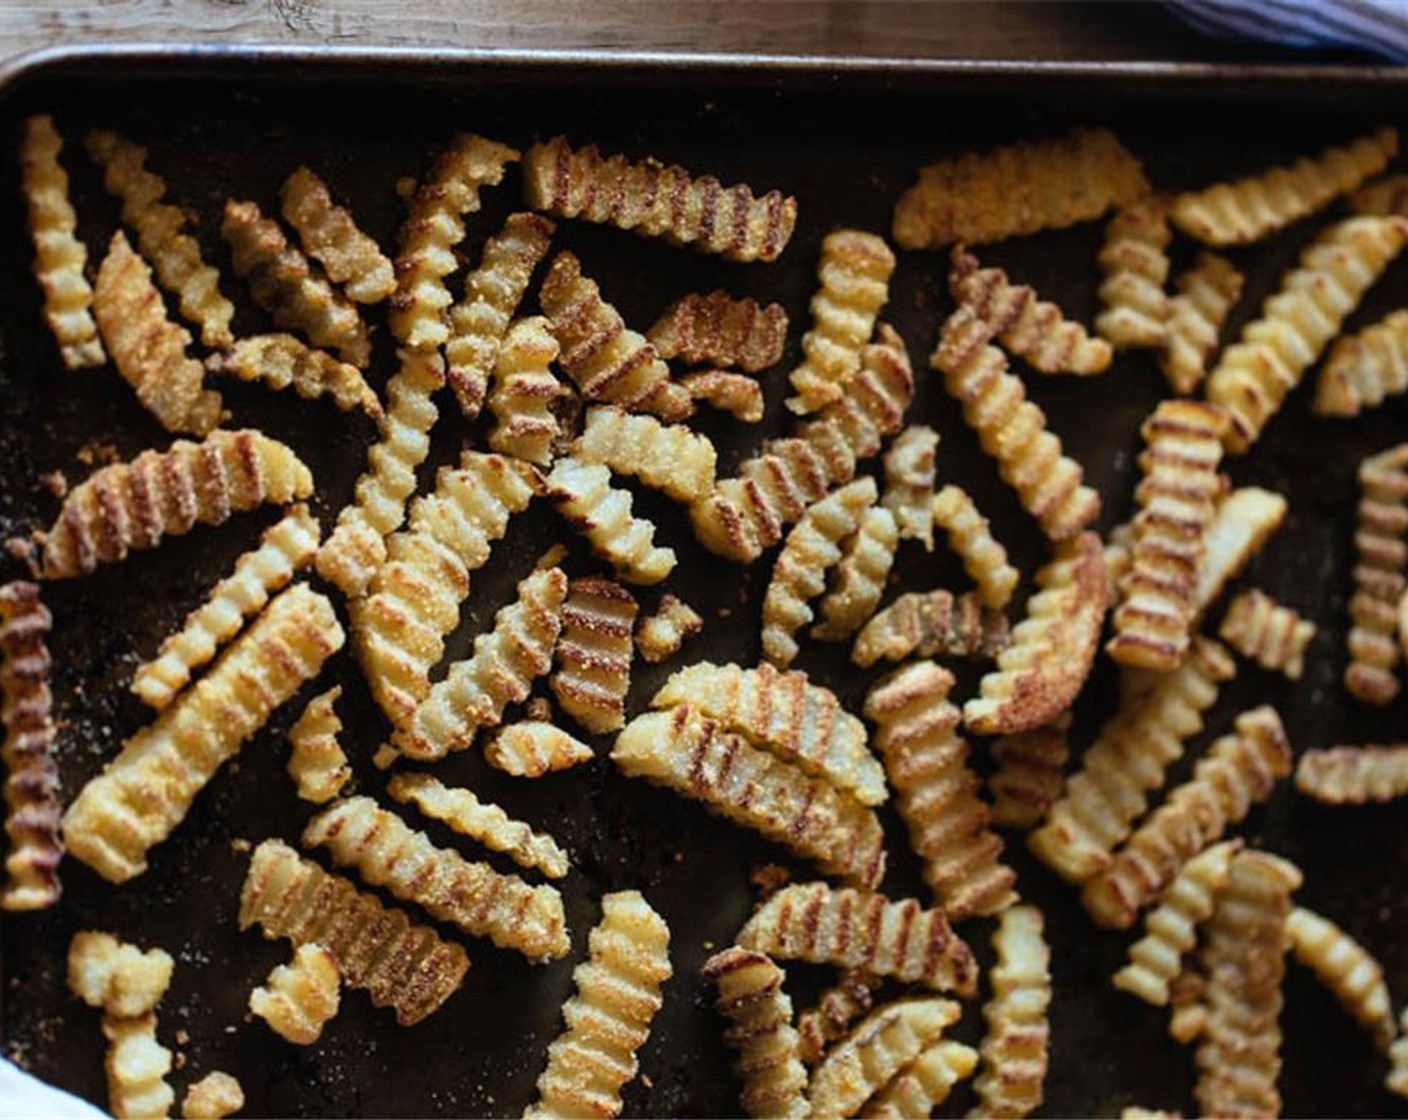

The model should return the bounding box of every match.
[717,606,732,619]
[535,543,569,571]
[750,863,791,897]
[38,470,67,498]
[230,838,251,854]
[3,536,37,572]
[372,744,399,771]
[1381,906,1391,921]
[76,440,120,467]
[642,1075,654,1090]
[175,1029,190,1046]
[174,1051,187,1070]
[674,851,684,862]
[224,1025,237,1034]
[395,176,416,201]
[228,762,241,776]
[526,696,552,722]
[702,940,715,951]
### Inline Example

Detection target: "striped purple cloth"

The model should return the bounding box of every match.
[1166,0,1408,63]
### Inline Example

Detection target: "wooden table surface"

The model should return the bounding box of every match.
[0,0,1376,66]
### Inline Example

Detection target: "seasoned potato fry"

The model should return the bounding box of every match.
[635,594,704,663]
[893,126,1149,249]
[864,1040,978,1119]
[613,706,886,887]
[63,586,342,882]
[546,457,677,584]
[207,333,380,417]
[94,231,222,434]
[649,290,788,372]
[20,115,102,369]
[389,772,568,879]
[813,506,898,641]
[949,246,1111,376]
[965,532,1106,736]
[102,1012,175,1120]
[737,882,977,996]
[485,721,594,778]
[68,931,174,1018]
[763,478,877,668]
[1172,127,1397,245]
[1295,744,1408,804]
[1028,637,1235,884]
[882,426,939,550]
[486,316,566,465]
[540,250,693,421]
[86,128,234,348]
[680,369,765,423]
[851,589,1008,669]
[574,404,717,503]
[41,429,312,580]
[239,838,469,1026]
[0,582,61,911]
[551,576,637,734]
[222,198,371,368]
[1207,216,1408,452]
[799,322,914,461]
[286,686,350,804]
[988,715,1071,831]
[1286,906,1395,1050]
[1346,443,1408,704]
[1081,706,1291,930]
[702,947,809,1119]
[446,212,555,417]
[865,661,1016,920]
[1218,589,1315,679]
[1159,252,1244,395]
[1193,486,1288,614]
[1351,173,1408,216]
[932,484,1019,609]
[523,135,796,261]
[650,661,886,809]
[394,566,567,760]
[1096,198,1172,350]
[970,905,1052,1120]
[787,231,895,414]
[933,307,1100,541]
[248,943,341,1046]
[181,1071,245,1120]
[303,795,568,961]
[524,890,672,1120]
[132,503,320,711]
[280,165,395,303]
[797,972,881,1066]
[1316,308,1408,417]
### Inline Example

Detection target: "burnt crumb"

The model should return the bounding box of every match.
[76,440,120,466]
[750,863,791,898]
[525,696,553,722]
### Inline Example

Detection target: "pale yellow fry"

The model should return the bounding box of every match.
[286,686,350,804]
[574,404,718,503]
[67,931,173,1018]
[882,425,939,550]
[207,333,380,417]
[280,165,394,302]
[968,905,1052,1120]
[813,506,898,642]
[551,577,637,735]
[1296,744,1408,805]
[1159,252,1244,395]
[1346,444,1408,705]
[932,484,1019,609]
[1219,588,1315,679]
[181,1071,245,1120]
[103,1012,175,1120]
[635,594,704,664]
[1286,906,1395,1050]
[248,944,340,1046]
[487,315,566,466]
[547,457,676,584]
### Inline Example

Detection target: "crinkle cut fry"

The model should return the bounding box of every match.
[1295,744,1408,804]
[132,502,320,711]
[813,505,898,642]
[182,1071,245,1119]
[851,588,1008,669]
[1193,486,1288,616]
[949,245,1111,375]
[62,585,343,883]
[1346,443,1408,705]
[103,1011,175,1120]
[1096,197,1172,350]
[865,1040,979,1119]
[635,594,704,663]
[736,882,978,996]
[280,165,395,303]
[94,230,222,435]
[487,315,566,465]
[968,904,1052,1120]
[681,370,764,423]
[248,943,341,1045]
[239,839,469,1026]
[524,890,672,1120]
[933,305,1100,541]
[701,947,809,1119]
[573,404,718,504]
[20,115,103,368]
[40,429,314,580]
[882,425,939,550]
[547,457,677,585]
[1172,126,1398,245]
[648,290,788,372]
[932,484,1019,609]
[612,706,887,889]
[988,715,1071,831]
[1352,172,1408,217]
[1218,588,1315,679]
[0,581,61,911]
[286,686,351,804]
[85,128,234,348]
[1160,251,1245,396]
[551,576,637,735]
[206,333,380,417]
[1286,906,1396,1050]
[1316,308,1408,418]
[522,134,796,262]
[797,321,914,462]
[893,125,1150,249]
[67,930,174,1018]
[796,970,882,1066]
[485,721,594,778]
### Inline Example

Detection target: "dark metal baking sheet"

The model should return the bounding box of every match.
[0,44,1406,1119]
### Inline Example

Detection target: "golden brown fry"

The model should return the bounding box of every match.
[965,532,1106,736]
[103,1012,175,1120]
[446,212,555,417]
[1169,969,1210,1044]
[865,660,1016,920]
[574,404,718,503]
[1028,636,1235,884]
[487,316,566,465]
[1161,252,1245,395]
[797,322,914,461]
[303,795,568,961]
[1351,173,1408,216]
[882,425,939,550]
[286,686,350,804]
[222,198,371,368]
[1218,589,1315,679]
[1295,744,1408,804]
[702,947,810,1119]
[63,585,343,882]
[865,1040,978,1119]
[650,661,886,809]
[786,231,896,414]
[551,576,637,735]
[280,165,395,303]
[969,904,1052,1120]
[1346,444,1408,704]
[94,231,222,434]
[680,369,765,423]
[635,594,704,663]
[737,881,977,996]
[1207,216,1408,452]
[0,582,60,911]
[949,246,1111,376]
[932,484,1019,609]
[813,506,898,642]
[1194,851,1302,1120]
[523,135,796,262]
[1286,906,1395,1050]
[248,943,341,1046]
[649,290,788,372]
[86,128,234,348]
[41,429,313,580]
[485,721,594,778]
[20,115,103,369]
[1193,487,1288,615]
[524,890,672,1120]
[933,306,1100,541]
[613,706,886,888]
[988,715,1071,831]
[1081,706,1292,930]
[239,838,469,1026]
[796,972,882,1067]
[893,126,1149,249]
[132,503,320,711]
[540,250,693,421]
[68,931,174,1018]
[181,1071,245,1120]
[206,333,380,417]
[762,478,877,667]
[1172,127,1397,245]
[1096,198,1172,350]
[1316,308,1408,418]
[547,457,677,584]
[851,589,1008,669]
